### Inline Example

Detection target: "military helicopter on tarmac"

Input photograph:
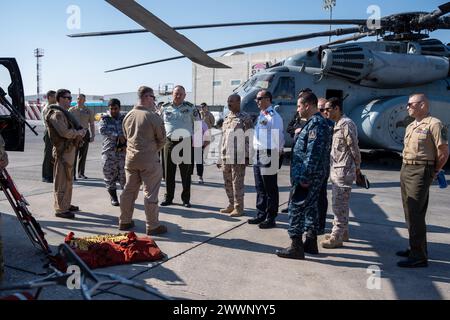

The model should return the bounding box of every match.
[69,0,450,151]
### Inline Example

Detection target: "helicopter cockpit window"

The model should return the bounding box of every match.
[243,74,275,93]
[273,77,295,101]
[0,65,13,116]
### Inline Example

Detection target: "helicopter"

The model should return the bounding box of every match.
[0,58,31,152]
[69,0,450,151]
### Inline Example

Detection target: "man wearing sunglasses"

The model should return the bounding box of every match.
[320,97,361,249]
[397,93,448,268]
[120,86,168,236]
[44,89,87,219]
[248,90,285,229]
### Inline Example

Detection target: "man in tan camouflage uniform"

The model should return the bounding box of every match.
[321,97,361,248]
[0,134,8,282]
[218,94,254,217]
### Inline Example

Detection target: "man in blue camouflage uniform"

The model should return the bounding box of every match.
[99,99,126,206]
[276,91,332,260]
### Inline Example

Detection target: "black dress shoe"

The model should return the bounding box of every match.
[259,219,276,229]
[55,211,75,220]
[248,216,265,225]
[397,257,428,268]
[396,249,411,257]
[276,237,305,260]
[42,178,53,183]
[160,200,173,207]
[183,202,192,208]
[281,208,289,213]
[69,205,80,212]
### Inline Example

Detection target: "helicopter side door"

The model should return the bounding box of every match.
[0,58,26,151]
[271,75,297,147]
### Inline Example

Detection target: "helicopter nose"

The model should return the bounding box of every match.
[241,92,259,114]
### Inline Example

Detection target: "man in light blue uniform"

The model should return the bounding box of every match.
[248,90,285,229]
[160,85,200,208]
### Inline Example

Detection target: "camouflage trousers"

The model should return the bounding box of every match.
[288,178,325,238]
[330,183,352,239]
[223,164,246,211]
[102,151,126,191]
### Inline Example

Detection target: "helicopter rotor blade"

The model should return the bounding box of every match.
[68,19,368,38]
[325,32,373,46]
[418,2,450,25]
[436,15,450,28]
[105,26,363,73]
[105,0,230,69]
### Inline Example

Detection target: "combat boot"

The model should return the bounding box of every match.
[304,230,319,255]
[220,205,234,214]
[108,189,119,207]
[230,208,244,217]
[324,230,349,242]
[276,237,305,260]
[320,235,343,249]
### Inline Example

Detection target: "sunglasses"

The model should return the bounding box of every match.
[62,96,72,100]
[255,96,269,101]
[406,101,423,108]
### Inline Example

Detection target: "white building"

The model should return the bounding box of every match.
[192,48,307,106]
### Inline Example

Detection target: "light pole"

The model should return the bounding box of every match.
[323,0,336,43]
[34,48,44,106]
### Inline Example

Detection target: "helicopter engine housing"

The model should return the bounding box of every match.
[321,45,449,88]
[349,96,450,151]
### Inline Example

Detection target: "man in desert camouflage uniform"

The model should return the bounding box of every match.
[218,94,254,217]
[0,134,8,282]
[99,98,126,206]
[321,97,361,249]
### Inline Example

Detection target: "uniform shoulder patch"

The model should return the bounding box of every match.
[308,128,317,140]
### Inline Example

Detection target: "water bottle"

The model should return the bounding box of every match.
[437,170,448,189]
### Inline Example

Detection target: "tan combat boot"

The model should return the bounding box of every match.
[230,208,244,217]
[320,235,343,249]
[220,205,234,214]
[323,229,349,242]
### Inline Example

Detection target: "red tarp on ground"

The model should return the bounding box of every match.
[64,232,165,269]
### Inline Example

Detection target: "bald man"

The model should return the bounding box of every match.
[398,93,449,268]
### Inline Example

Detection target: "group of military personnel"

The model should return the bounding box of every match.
[0,84,448,283]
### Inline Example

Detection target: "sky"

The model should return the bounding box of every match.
[0,0,448,96]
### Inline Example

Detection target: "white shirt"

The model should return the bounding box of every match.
[253,106,285,151]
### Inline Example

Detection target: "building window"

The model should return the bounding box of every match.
[231,80,242,86]
[213,80,222,87]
